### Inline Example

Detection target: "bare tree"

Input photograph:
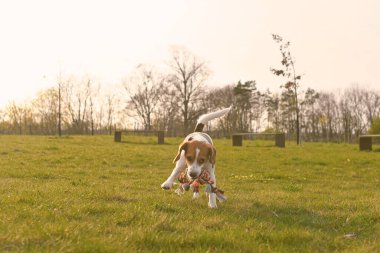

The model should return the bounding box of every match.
[271,34,302,144]
[57,75,63,136]
[315,92,338,142]
[202,85,235,134]
[233,80,258,132]
[264,90,281,132]
[124,65,163,131]
[344,86,367,139]
[362,88,380,127]
[63,77,91,133]
[168,47,209,134]
[0,109,6,133]
[32,88,59,134]
[300,88,319,141]
[105,94,116,134]
[85,80,100,135]
[7,102,24,134]
[153,86,181,135]
[5,102,34,134]
[339,97,353,142]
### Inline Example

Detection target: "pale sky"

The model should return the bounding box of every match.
[0,0,379,108]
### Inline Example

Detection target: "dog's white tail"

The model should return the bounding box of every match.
[194,106,232,132]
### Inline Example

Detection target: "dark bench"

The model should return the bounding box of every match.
[114,130,165,144]
[232,133,285,148]
[359,135,380,151]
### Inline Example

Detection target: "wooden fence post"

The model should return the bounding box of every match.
[157,131,165,144]
[114,131,122,142]
[232,134,243,146]
[275,133,285,148]
[359,136,372,151]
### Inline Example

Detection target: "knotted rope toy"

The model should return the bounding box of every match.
[175,169,227,202]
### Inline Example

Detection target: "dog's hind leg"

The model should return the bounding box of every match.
[161,150,186,190]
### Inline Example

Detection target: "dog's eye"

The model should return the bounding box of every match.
[198,158,205,164]
[186,156,193,161]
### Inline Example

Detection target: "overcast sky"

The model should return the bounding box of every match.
[0,0,379,108]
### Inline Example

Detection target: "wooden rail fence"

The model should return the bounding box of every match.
[114,130,165,144]
[359,135,380,151]
[232,133,285,148]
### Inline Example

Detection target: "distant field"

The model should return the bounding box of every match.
[0,135,379,252]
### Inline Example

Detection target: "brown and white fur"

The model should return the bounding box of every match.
[161,107,231,208]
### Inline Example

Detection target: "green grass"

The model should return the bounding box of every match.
[0,135,380,252]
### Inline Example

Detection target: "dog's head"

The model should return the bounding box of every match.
[173,140,216,179]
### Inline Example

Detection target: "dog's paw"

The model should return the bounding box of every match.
[161,181,173,190]
[208,193,217,208]
[208,202,218,208]
[192,192,200,199]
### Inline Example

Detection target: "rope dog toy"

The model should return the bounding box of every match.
[175,169,227,202]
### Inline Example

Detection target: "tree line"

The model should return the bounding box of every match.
[1,46,379,142]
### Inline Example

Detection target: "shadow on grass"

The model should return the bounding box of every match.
[233,202,326,229]
[229,200,378,248]
[134,232,239,252]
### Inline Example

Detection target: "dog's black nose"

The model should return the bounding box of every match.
[189,171,198,178]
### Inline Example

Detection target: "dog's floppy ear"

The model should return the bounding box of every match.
[208,145,216,166]
[173,141,188,163]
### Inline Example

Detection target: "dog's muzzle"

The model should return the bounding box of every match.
[189,171,198,179]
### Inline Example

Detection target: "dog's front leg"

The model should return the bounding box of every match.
[161,150,186,190]
[208,166,217,208]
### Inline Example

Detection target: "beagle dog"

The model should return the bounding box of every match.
[161,107,231,208]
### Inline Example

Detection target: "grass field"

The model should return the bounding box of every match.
[0,135,380,252]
